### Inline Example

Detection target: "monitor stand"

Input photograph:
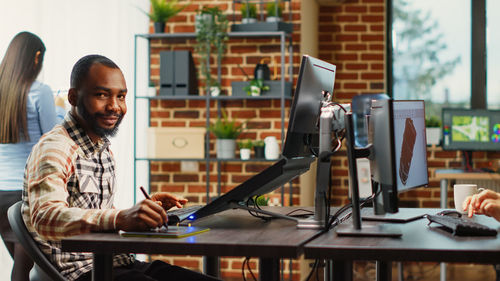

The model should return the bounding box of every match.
[335,113,402,237]
[461,150,474,172]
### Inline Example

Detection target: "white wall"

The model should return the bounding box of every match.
[0,0,150,277]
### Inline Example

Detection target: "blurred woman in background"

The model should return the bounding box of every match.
[0,31,65,281]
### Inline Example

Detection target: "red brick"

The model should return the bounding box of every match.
[361,34,384,41]
[361,54,384,61]
[336,34,359,42]
[337,15,359,22]
[173,174,199,182]
[346,63,368,70]
[361,73,384,80]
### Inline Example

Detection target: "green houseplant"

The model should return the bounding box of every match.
[243,78,270,96]
[240,1,258,23]
[195,6,229,95]
[425,115,442,145]
[238,139,253,160]
[209,111,245,159]
[266,1,283,22]
[140,0,185,33]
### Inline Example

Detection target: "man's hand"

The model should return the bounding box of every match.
[463,189,500,221]
[115,199,168,231]
[151,192,188,210]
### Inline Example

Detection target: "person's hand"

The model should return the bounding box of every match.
[115,199,168,231]
[54,95,66,109]
[463,189,500,221]
[151,192,188,210]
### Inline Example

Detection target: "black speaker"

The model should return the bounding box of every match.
[160,51,198,96]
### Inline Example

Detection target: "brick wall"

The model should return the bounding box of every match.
[142,0,500,279]
[146,0,303,279]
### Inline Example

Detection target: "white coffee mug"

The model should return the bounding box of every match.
[453,184,484,213]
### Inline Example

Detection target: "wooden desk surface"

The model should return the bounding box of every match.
[304,208,500,264]
[435,169,500,180]
[62,207,322,258]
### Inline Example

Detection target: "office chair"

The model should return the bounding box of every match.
[7,201,66,281]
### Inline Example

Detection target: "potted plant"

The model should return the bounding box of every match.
[238,139,253,160]
[253,139,265,158]
[140,0,185,33]
[195,6,229,95]
[240,1,258,24]
[243,78,270,96]
[266,1,283,22]
[209,111,245,159]
[425,115,442,145]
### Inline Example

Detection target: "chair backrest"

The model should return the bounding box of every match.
[7,201,66,281]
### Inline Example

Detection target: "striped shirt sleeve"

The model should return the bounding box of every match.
[25,126,120,241]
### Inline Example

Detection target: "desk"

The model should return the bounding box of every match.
[304,208,500,281]
[435,170,500,280]
[61,207,321,281]
[435,169,500,209]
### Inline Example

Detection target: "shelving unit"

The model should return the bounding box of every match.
[133,30,294,205]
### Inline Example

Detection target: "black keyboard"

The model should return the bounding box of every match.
[167,205,203,225]
[426,214,498,236]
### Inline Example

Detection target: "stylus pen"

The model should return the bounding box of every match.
[139,186,168,230]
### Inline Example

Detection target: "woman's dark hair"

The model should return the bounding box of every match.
[0,32,46,143]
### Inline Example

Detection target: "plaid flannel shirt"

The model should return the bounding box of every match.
[22,113,133,281]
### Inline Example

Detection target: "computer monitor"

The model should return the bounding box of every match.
[442,108,500,170]
[186,55,335,222]
[282,55,336,158]
[337,99,428,236]
[370,99,429,212]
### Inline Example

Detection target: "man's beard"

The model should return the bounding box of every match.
[76,99,123,138]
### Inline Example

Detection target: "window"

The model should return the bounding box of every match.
[487,0,500,109]
[391,0,470,118]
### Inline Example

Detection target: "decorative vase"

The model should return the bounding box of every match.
[153,22,165,33]
[240,148,251,160]
[264,136,280,160]
[216,139,236,159]
[254,146,265,159]
[426,127,441,145]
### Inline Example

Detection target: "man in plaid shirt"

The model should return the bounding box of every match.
[22,55,219,281]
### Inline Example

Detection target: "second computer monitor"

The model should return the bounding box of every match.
[370,99,428,212]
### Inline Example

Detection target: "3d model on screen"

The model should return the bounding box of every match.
[399,118,416,185]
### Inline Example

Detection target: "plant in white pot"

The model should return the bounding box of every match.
[140,0,185,33]
[209,111,245,159]
[243,78,270,96]
[238,139,253,160]
[240,1,257,24]
[425,115,442,145]
[266,1,283,22]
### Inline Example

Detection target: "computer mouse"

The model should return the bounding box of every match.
[436,210,462,218]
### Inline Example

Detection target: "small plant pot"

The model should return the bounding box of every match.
[254,146,265,159]
[250,85,261,96]
[210,86,221,97]
[240,148,251,160]
[242,18,257,24]
[266,16,282,22]
[426,127,441,145]
[216,139,236,159]
[153,22,165,33]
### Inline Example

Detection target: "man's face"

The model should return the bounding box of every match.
[71,64,127,139]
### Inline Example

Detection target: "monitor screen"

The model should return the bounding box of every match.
[369,99,428,212]
[282,55,336,158]
[442,108,500,151]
